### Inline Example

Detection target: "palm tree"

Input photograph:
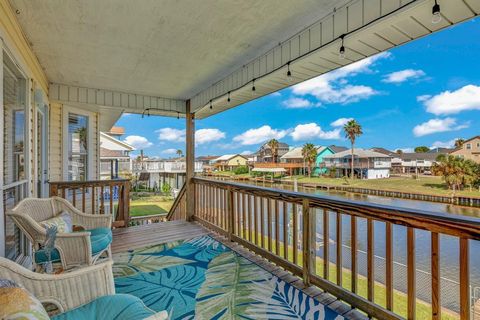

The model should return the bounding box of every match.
[302,143,317,178]
[432,155,479,193]
[454,138,465,148]
[343,119,363,179]
[176,149,183,158]
[267,139,279,163]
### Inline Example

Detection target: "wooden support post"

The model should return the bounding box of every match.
[185,100,195,221]
[302,199,315,286]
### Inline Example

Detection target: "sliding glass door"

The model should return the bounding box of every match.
[2,52,29,261]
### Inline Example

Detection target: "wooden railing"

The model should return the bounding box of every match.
[189,177,480,320]
[49,179,131,227]
[166,183,187,221]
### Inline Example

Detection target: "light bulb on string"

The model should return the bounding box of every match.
[432,0,441,24]
[339,35,346,59]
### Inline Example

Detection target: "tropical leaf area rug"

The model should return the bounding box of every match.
[113,235,343,320]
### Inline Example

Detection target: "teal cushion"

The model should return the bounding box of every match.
[35,228,112,264]
[52,294,155,320]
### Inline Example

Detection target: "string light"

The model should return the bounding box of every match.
[177,112,180,119]
[201,2,413,112]
[286,62,293,82]
[339,35,346,59]
[209,100,213,109]
[432,0,441,24]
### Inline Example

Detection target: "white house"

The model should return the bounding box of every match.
[323,149,392,179]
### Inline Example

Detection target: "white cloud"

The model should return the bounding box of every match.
[123,135,153,149]
[291,52,390,105]
[430,138,457,149]
[421,85,480,115]
[156,128,186,142]
[413,118,469,137]
[161,148,178,155]
[270,92,281,97]
[195,128,226,145]
[240,150,252,155]
[417,95,431,102]
[290,123,341,141]
[121,113,133,118]
[282,97,320,109]
[382,69,425,83]
[156,127,225,145]
[233,125,289,145]
[330,117,353,127]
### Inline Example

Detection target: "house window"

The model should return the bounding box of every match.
[466,143,471,150]
[67,113,89,181]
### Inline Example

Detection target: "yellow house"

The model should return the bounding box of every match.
[450,136,480,163]
[213,154,248,171]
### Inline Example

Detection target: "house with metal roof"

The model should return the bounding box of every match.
[323,148,392,179]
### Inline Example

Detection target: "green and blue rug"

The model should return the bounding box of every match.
[113,235,343,319]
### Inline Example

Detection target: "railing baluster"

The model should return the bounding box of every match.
[100,186,105,214]
[236,192,241,236]
[460,237,470,320]
[367,219,374,302]
[336,211,342,286]
[254,196,259,245]
[283,201,288,260]
[247,194,252,242]
[260,197,265,248]
[275,200,280,255]
[386,222,393,311]
[109,185,114,215]
[72,188,76,207]
[91,186,95,214]
[242,193,247,239]
[267,199,272,252]
[228,188,234,241]
[407,227,416,320]
[82,186,86,212]
[351,215,357,294]
[61,187,66,199]
[431,232,440,320]
[323,209,329,279]
[293,203,298,265]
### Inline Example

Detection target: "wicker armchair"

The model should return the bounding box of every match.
[8,197,113,270]
[0,258,168,319]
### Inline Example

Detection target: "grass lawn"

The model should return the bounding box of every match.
[130,195,174,217]
[285,175,480,198]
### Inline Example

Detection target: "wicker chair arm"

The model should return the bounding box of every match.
[53,232,92,269]
[0,258,114,313]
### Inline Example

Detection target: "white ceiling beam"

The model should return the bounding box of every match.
[49,83,186,116]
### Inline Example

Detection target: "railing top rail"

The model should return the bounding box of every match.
[193,177,480,239]
[49,179,130,187]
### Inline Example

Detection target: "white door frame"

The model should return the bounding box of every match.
[36,100,49,198]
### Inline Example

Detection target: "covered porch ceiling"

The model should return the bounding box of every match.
[10,0,479,120]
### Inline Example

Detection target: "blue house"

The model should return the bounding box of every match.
[314,146,336,175]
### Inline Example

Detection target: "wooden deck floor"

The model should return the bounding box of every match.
[112,220,209,253]
[111,221,366,319]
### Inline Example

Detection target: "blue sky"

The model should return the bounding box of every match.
[116,19,480,157]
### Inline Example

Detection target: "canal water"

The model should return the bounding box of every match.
[213,177,480,314]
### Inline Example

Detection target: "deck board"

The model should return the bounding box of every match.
[112,221,367,319]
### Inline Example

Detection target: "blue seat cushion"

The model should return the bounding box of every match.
[35,227,112,264]
[52,294,156,320]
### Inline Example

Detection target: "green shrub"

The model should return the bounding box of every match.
[233,165,249,175]
[161,183,172,194]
